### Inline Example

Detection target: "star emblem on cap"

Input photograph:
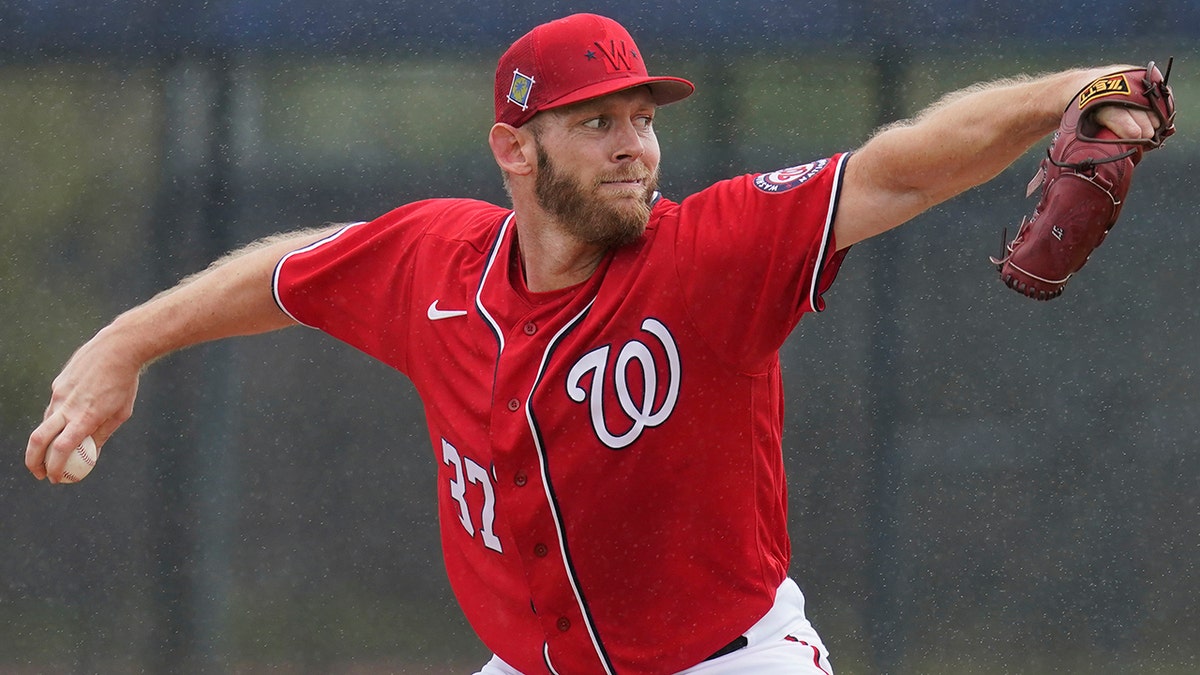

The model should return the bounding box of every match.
[585,50,597,60]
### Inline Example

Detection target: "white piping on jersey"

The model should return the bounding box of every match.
[808,152,851,313]
[474,212,516,355]
[272,221,367,327]
[543,642,562,675]
[473,214,614,674]
[524,297,615,675]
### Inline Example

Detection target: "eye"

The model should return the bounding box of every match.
[635,114,654,130]
[582,117,609,130]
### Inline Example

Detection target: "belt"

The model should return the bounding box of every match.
[704,635,749,661]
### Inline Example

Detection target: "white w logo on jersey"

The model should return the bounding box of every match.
[565,318,681,449]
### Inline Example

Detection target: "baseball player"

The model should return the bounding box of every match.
[26,13,1163,675]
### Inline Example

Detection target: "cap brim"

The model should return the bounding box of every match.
[540,76,695,114]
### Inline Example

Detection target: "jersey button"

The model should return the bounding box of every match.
[506,398,520,412]
[556,617,571,632]
[533,543,549,557]
[523,322,537,336]
[514,471,528,487]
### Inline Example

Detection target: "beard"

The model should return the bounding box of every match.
[534,144,659,250]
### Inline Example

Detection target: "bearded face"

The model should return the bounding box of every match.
[533,142,660,249]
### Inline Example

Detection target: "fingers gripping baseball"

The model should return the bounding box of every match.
[26,331,141,483]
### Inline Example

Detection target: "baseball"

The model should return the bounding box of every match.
[60,435,99,484]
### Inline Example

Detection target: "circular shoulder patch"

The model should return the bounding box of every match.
[753,159,829,193]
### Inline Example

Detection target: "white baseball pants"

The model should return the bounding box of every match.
[473,577,834,675]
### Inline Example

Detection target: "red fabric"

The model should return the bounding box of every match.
[274,154,849,675]
[494,13,693,128]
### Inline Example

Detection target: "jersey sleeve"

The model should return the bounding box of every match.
[671,153,850,370]
[272,201,445,373]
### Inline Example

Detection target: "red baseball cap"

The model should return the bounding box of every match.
[494,13,695,128]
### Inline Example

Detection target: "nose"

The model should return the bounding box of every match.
[611,120,646,163]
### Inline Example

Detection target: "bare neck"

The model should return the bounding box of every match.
[513,218,608,293]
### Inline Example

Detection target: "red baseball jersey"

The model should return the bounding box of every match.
[273,153,850,675]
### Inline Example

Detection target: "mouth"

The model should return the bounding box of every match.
[598,176,648,191]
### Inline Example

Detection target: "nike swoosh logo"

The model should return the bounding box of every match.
[427,301,468,321]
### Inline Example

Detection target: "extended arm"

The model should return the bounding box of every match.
[26,226,338,483]
[833,66,1159,250]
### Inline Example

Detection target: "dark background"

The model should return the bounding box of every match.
[1,1,1196,673]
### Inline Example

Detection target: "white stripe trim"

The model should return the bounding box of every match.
[807,153,850,312]
[544,642,562,675]
[272,221,366,327]
[525,297,613,675]
[474,213,516,354]
[474,212,612,672]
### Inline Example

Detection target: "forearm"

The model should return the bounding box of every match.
[872,68,1112,206]
[27,226,335,480]
[112,230,318,366]
[835,65,1123,248]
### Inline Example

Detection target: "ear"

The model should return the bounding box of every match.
[489,123,537,177]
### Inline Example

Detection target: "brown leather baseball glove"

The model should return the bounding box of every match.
[992,60,1176,300]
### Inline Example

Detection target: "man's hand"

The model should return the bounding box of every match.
[1096,105,1161,141]
[833,61,1175,252]
[993,61,1175,299]
[24,226,330,483]
[26,325,142,483]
